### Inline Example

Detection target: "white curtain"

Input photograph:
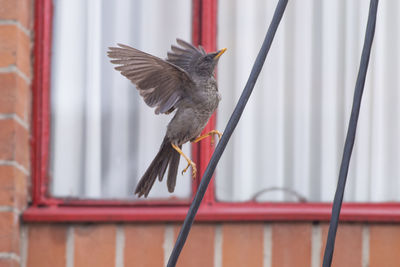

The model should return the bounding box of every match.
[216,0,400,202]
[50,0,192,199]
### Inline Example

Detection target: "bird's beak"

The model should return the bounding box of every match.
[214,48,227,59]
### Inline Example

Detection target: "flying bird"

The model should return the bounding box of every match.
[107,39,226,198]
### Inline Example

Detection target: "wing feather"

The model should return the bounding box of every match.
[107,43,195,114]
[166,38,206,74]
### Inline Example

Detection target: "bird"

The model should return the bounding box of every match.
[107,39,226,198]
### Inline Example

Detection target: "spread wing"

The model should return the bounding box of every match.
[166,39,206,74]
[107,43,195,114]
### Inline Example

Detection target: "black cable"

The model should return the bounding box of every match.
[322,1,379,266]
[167,0,289,266]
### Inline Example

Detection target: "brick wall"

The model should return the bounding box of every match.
[0,0,32,266]
[20,222,400,267]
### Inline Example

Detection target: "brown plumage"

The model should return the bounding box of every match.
[108,39,226,198]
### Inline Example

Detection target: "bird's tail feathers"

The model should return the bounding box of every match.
[167,146,181,193]
[135,137,180,198]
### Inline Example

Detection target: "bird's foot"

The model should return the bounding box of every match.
[171,143,197,179]
[210,130,222,145]
[193,130,223,145]
[182,160,197,179]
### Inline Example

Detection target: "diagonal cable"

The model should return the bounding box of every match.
[322,1,379,266]
[167,0,289,266]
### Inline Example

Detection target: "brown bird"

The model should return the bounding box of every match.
[107,39,226,198]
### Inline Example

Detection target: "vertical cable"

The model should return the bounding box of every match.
[322,1,379,266]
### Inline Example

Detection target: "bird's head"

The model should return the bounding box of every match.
[195,48,227,76]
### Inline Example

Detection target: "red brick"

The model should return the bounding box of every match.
[0,0,33,29]
[0,258,19,267]
[74,225,116,267]
[222,223,263,267]
[0,119,29,169]
[0,71,30,123]
[124,224,164,267]
[321,224,362,267]
[0,0,17,20]
[0,212,19,253]
[14,119,29,168]
[16,74,30,121]
[27,224,67,267]
[174,224,214,267]
[272,223,311,267]
[0,25,31,78]
[0,165,27,209]
[0,120,17,160]
[17,0,34,30]
[370,224,400,267]
[0,166,15,206]
[16,25,30,78]
[0,73,16,113]
[0,25,17,68]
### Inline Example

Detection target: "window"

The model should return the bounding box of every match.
[50,0,192,200]
[26,0,400,222]
[216,0,400,203]
[28,0,217,217]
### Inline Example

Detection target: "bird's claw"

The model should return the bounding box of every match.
[182,161,197,179]
[181,165,189,175]
[210,131,223,146]
[210,130,222,146]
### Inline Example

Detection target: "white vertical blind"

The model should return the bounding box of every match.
[50,0,192,199]
[84,0,102,198]
[216,0,400,202]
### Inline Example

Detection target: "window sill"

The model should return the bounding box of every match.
[22,202,400,222]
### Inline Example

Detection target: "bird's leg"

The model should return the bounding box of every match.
[192,130,223,145]
[171,143,197,179]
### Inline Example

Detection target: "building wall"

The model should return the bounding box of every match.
[21,223,400,267]
[1,1,400,267]
[0,0,32,266]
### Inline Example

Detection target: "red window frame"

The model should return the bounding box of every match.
[23,0,400,222]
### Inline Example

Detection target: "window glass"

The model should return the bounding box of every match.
[50,0,192,199]
[216,0,400,202]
